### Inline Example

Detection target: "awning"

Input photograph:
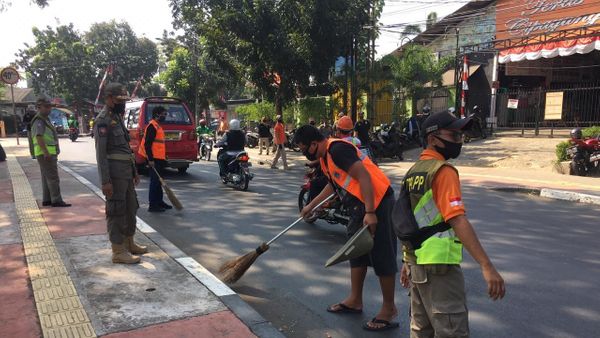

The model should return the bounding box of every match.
[425,65,480,87]
[499,36,600,64]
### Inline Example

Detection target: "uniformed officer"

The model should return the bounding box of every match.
[399,111,505,337]
[94,83,147,264]
[31,97,71,207]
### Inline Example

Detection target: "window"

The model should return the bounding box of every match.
[125,107,140,129]
[145,103,192,125]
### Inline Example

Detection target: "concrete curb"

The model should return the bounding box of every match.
[58,163,285,338]
[539,188,600,205]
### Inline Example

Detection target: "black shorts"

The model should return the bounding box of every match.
[346,193,398,276]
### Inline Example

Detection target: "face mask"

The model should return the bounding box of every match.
[309,121,316,126]
[434,136,462,160]
[303,143,318,161]
[112,103,125,115]
[158,115,166,122]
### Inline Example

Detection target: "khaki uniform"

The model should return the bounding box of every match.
[94,108,139,245]
[32,114,64,204]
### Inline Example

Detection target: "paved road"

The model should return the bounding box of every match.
[58,137,600,338]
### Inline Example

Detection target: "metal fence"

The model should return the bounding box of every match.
[496,83,600,129]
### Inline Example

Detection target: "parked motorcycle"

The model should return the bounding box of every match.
[370,123,404,160]
[463,106,487,143]
[198,134,214,161]
[246,131,259,148]
[219,150,254,190]
[68,127,79,142]
[298,165,349,225]
[567,128,600,176]
[285,129,300,152]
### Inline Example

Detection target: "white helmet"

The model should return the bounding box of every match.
[229,119,240,130]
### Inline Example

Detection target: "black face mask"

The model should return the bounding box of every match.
[303,143,318,161]
[434,136,462,160]
[112,103,125,115]
[309,121,316,126]
[158,116,166,122]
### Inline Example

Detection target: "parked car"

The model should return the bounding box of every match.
[124,97,198,174]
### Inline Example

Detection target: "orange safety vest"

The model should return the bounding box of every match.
[138,120,166,160]
[320,139,390,209]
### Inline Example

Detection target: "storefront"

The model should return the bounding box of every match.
[494,0,600,127]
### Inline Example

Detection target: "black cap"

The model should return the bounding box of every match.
[421,111,473,136]
[36,97,51,106]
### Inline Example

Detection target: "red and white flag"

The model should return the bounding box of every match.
[131,75,144,98]
[94,64,114,109]
[460,55,468,118]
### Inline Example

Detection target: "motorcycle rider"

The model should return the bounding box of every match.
[196,118,213,137]
[216,119,246,179]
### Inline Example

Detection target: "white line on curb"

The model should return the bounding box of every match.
[58,162,234,298]
[540,188,600,205]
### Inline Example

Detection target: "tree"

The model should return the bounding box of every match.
[85,21,158,88]
[426,12,438,31]
[402,25,422,37]
[16,24,97,104]
[169,0,381,116]
[1,0,49,12]
[379,45,451,119]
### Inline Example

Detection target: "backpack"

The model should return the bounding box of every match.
[391,181,450,250]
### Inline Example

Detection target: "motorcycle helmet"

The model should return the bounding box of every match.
[422,106,431,114]
[199,119,206,126]
[230,119,241,130]
[570,127,583,140]
[336,116,354,132]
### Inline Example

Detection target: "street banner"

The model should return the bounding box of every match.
[507,99,519,109]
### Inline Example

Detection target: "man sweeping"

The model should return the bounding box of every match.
[295,125,399,332]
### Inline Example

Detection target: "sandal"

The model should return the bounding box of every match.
[362,317,399,331]
[326,303,363,314]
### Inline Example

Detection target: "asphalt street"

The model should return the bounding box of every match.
[57,137,600,338]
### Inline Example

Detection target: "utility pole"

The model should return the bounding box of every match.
[453,27,460,116]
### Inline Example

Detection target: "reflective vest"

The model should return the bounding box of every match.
[138,120,166,160]
[320,139,390,209]
[404,159,463,265]
[31,114,58,156]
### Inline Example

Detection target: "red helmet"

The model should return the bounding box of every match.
[199,119,206,126]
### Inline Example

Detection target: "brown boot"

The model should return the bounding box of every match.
[124,236,148,255]
[111,244,141,264]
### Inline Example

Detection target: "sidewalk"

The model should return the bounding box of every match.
[0,141,283,338]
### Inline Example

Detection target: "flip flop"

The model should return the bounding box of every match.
[326,303,363,314]
[362,317,400,331]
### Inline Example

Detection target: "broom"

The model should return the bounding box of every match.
[152,166,183,211]
[219,193,335,284]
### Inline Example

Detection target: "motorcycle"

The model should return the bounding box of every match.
[567,134,600,176]
[246,131,259,148]
[198,134,214,161]
[298,165,349,225]
[218,150,254,190]
[68,127,79,142]
[370,124,404,160]
[285,129,300,152]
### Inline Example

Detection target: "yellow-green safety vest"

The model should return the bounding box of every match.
[404,159,463,264]
[32,114,58,156]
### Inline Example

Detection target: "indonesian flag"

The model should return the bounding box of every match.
[131,75,144,98]
[94,64,114,108]
[460,55,468,118]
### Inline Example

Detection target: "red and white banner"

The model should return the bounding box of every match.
[460,55,468,118]
[499,36,600,63]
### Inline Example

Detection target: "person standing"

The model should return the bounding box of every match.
[31,98,71,208]
[295,125,399,332]
[354,111,371,147]
[139,106,172,213]
[399,111,505,337]
[258,117,271,155]
[94,83,146,264]
[271,115,288,170]
[23,105,36,158]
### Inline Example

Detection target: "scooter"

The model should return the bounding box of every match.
[298,165,349,225]
[370,124,404,160]
[246,131,259,148]
[568,133,600,176]
[219,150,254,191]
[198,134,214,161]
[68,127,79,142]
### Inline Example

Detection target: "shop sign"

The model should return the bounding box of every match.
[507,99,519,109]
[544,91,564,120]
[496,0,600,40]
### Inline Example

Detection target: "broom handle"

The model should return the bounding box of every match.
[266,193,335,246]
[151,165,166,186]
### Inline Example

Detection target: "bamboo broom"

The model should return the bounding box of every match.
[219,193,335,284]
[152,166,183,211]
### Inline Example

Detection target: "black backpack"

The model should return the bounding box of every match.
[0,143,6,162]
[391,181,450,250]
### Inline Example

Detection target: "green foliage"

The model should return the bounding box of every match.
[583,126,600,138]
[235,102,276,122]
[555,140,570,162]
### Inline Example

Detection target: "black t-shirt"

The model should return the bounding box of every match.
[328,141,360,172]
[354,120,371,143]
[258,123,271,138]
[144,124,157,161]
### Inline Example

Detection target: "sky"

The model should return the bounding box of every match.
[0,0,464,85]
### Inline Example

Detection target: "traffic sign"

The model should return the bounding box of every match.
[1,67,20,85]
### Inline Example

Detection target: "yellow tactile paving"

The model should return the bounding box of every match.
[7,156,96,338]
